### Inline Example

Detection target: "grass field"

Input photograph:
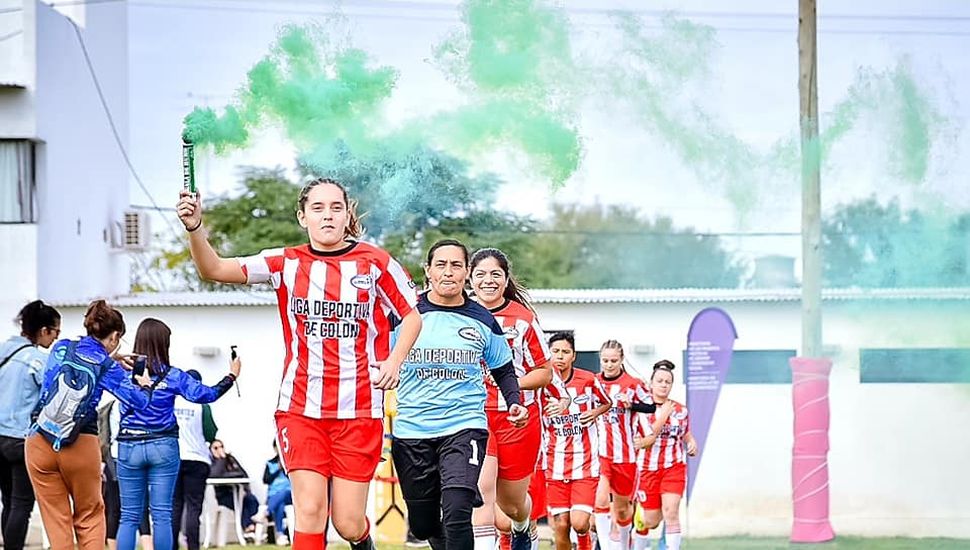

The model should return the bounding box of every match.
[247,537,968,550]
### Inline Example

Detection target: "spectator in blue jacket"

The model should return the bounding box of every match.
[115,318,241,550]
[0,300,61,550]
[262,439,293,544]
[26,299,152,550]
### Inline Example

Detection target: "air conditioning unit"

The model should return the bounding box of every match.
[111,210,151,251]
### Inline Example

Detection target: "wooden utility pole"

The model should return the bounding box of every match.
[798,0,822,358]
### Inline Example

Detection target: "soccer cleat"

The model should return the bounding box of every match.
[349,535,375,550]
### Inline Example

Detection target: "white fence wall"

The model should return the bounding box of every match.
[48,297,970,538]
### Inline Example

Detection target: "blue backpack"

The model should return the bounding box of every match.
[32,341,113,451]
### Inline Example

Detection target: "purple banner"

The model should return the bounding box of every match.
[685,307,737,501]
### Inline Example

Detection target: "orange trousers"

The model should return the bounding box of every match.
[25,434,105,550]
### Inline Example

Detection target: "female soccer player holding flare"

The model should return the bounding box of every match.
[176,179,421,550]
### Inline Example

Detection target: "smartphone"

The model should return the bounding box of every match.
[132,355,147,378]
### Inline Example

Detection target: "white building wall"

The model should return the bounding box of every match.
[32,1,130,303]
[52,297,970,539]
[0,224,38,314]
[0,1,37,137]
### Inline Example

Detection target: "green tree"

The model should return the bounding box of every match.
[158,150,539,289]
[156,159,744,291]
[525,203,744,289]
[822,197,970,287]
[304,144,539,281]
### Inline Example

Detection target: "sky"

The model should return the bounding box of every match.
[113,0,970,261]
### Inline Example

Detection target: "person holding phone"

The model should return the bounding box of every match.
[114,318,241,550]
[26,300,152,550]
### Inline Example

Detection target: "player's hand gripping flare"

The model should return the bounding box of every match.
[176,190,202,230]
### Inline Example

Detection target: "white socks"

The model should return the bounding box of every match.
[594,513,612,549]
[472,525,496,550]
[632,530,651,550]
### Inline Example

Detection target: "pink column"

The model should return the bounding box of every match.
[789,357,836,542]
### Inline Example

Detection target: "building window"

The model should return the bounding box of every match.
[0,140,36,223]
[682,349,796,384]
[860,348,970,383]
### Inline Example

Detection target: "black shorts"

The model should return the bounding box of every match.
[392,428,489,506]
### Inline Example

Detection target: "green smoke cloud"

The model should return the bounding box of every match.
[184,1,584,190]
[602,13,951,218]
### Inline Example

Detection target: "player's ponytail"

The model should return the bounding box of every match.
[83,299,125,340]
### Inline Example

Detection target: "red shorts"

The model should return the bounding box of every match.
[274,411,383,482]
[546,478,598,516]
[485,404,542,481]
[600,458,637,498]
[528,468,547,521]
[635,462,686,510]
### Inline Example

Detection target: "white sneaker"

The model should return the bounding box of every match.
[275,533,290,546]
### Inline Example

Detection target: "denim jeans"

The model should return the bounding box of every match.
[267,489,293,536]
[117,437,181,550]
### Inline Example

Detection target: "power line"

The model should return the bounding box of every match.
[68,17,184,243]
[6,1,970,38]
[124,2,970,37]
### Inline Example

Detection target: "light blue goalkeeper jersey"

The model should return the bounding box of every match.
[392,294,512,439]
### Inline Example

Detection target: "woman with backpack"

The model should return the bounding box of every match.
[0,300,61,550]
[115,318,241,550]
[26,299,152,550]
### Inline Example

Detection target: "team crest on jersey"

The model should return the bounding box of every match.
[573,395,590,405]
[458,327,483,343]
[350,274,373,290]
[503,326,520,339]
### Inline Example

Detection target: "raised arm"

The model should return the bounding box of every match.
[100,364,150,409]
[176,190,247,284]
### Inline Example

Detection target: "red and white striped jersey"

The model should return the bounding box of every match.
[637,400,690,471]
[597,371,652,463]
[534,371,569,473]
[485,300,552,411]
[238,242,418,420]
[543,368,611,481]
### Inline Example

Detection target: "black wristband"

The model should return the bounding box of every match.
[186,219,203,232]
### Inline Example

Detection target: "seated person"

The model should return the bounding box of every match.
[209,439,259,534]
[262,439,293,545]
